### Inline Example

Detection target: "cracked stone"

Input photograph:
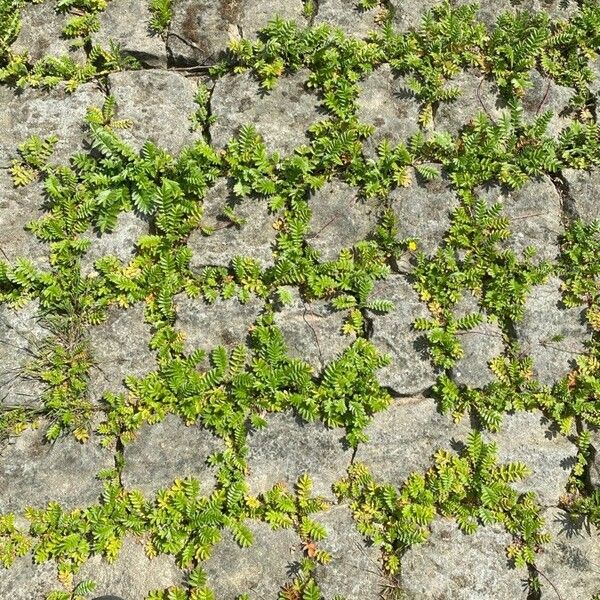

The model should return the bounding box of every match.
[77,536,183,598]
[122,414,224,497]
[210,69,321,155]
[537,507,600,600]
[0,554,59,600]
[515,277,589,386]
[400,519,528,600]
[203,520,301,599]
[489,411,578,506]
[314,504,384,599]
[273,289,354,373]
[354,397,470,487]
[246,411,352,502]
[0,423,112,512]
[307,180,379,261]
[314,0,378,37]
[390,166,459,256]
[107,70,202,155]
[88,304,156,403]
[366,275,438,395]
[357,64,421,159]
[562,168,600,222]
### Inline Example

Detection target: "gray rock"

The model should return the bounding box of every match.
[77,536,183,599]
[489,411,578,506]
[357,64,421,159]
[107,70,202,155]
[173,293,263,356]
[81,211,148,277]
[203,520,301,599]
[0,554,59,600]
[314,504,384,599]
[88,304,156,403]
[307,180,379,261]
[0,422,112,512]
[400,519,528,600]
[451,294,505,388]
[187,180,277,269]
[390,167,459,255]
[314,0,378,37]
[238,0,305,39]
[122,414,224,497]
[515,277,589,386]
[0,301,46,409]
[536,507,600,600]
[354,397,470,487]
[477,176,564,262]
[562,168,600,222]
[390,0,443,31]
[273,289,353,373]
[246,411,352,502]
[93,0,168,67]
[591,427,600,489]
[366,275,438,395]
[210,69,321,155]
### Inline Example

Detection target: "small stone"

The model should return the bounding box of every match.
[307,180,379,261]
[400,519,528,600]
[107,70,202,155]
[354,397,470,487]
[390,167,459,256]
[77,536,183,598]
[366,275,438,395]
[93,0,168,67]
[203,520,301,598]
[357,64,420,159]
[173,293,263,356]
[210,69,320,156]
[122,415,224,496]
[314,504,384,599]
[246,411,352,502]
[515,277,589,386]
[0,423,112,512]
[562,168,600,222]
[0,554,59,600]
[273,289,353,373]
[489,411,578,506]
[314,0,378,37]
[536,507,600,600]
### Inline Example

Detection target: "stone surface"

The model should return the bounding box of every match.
[591,427,600,489]
[77,536,183,599]
[354,397,470,487]
[122,414,224,497]
[107,70,202,155]
[88,304,156,402]
[390,167,459,255]
[238,0,305,38]
[515,277,589,386]
[314,0,378,37]
[0,423,112,512]
[93,0,168,67]
[357,64,420,159]
[246,411,352,502]
[490,411,578,506]
[307,180,379,261]
[537,507,600,600]
[314,504,383,599]
[562,168,600,222]
[273,289,353,373]
[173,293,263,356]
[203,520,301,598]
[0,555,59,600]
[390,0,444,31]
[209,69,321,155]
[188,180,277,269]
[367,275,438,395]
[401,519,528,600]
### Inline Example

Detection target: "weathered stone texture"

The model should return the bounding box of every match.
[122,415,224,497]
[400,519,528,600]
[562,168,600,222]
[515,277,589,386]
[203,521,301,598]
[591,427,600,489]
[307,180,379,261]
[354,397,470,487]
[0,424,112,512]
[0,555,59,600]
[390,0,445,31]
[246,411,352,502]
[210,70,320,155]
[314,0,378,36]
[367,275,438,395]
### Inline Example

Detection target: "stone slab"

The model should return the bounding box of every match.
[562,168,600,222]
